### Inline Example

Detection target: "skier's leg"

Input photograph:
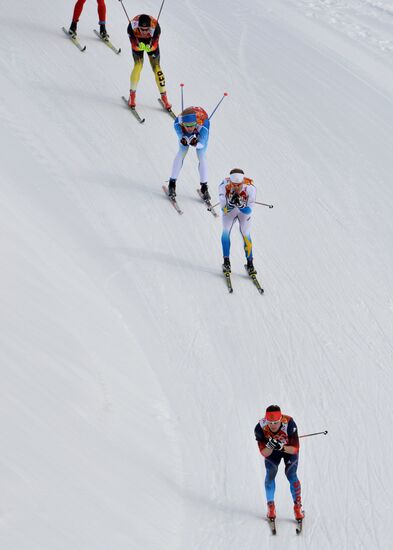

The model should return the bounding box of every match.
[170,144,189,180]
[130,51,144,91]
[221,211,237,259]
[72,0,87,23]
[264,457,280,503]
[284,454,302,503]
[196,148,208,184]
[238,211,253,260]
[148,50,167,94]
[97,0,106,23]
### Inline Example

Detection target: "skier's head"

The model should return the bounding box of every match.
[265,405,282,425]
[229,168,245,186]
[180,109,197,132]
[138,14,151,28]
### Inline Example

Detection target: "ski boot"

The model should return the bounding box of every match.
[200,182,211,201]
[160,92,172,110]
[267,501,276,519]
[99,23,109,40]
[222,257,231,274]
[128,90,136,108]
[246,257,257,276]
[168,178,176,199]
[69,21,77,37]
[294,502,305,520]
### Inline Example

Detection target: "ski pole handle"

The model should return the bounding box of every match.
[209,93,228,120]
[299,430,328,439]
[118,0,131,21]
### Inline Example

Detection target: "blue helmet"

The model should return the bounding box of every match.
[180,112,197,126]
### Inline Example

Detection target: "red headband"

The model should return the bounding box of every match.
[265,410,282,422]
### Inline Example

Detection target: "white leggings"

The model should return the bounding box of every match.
[170,144,208,182]
[221,209,253,259]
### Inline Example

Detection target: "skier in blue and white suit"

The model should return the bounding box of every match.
[167,106,210,200]
[219,168,257,275]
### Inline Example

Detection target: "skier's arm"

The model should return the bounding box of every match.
[284,418,300,454]
[237,183,255,211]
[219,181,228,209]
[195,120,210,149]
[174,119,185,141]
[255,423,273,457]
[150,22,161,50]
[127,23,139,49]
[219,181,235,213]
[246,183,256,208]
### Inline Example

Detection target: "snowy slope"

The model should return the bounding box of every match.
[1,0,392,548]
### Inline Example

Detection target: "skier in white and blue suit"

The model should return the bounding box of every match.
[167,106,210,200]
[219,168,257,275]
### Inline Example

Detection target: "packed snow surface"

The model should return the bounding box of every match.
[1,0,392,548]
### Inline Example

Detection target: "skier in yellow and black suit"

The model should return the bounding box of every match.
[127,14,171,110]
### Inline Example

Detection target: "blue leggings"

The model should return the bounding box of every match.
[264,454,301,503]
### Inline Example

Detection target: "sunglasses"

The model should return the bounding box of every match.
[183,122,197,127]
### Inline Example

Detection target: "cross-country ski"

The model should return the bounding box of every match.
[62,26,86,52]
[162,185,183,215]
[121,96,145,123]
[197,189,218,217]
[93,29,121,54]
[158,98,176,119]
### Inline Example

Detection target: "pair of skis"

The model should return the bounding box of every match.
[122,97,176,124]
[223,266,264,295]
[62,27,121,54]
[162,186,219,217]
[268,517,303,536]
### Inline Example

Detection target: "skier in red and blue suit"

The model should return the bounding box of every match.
[254,404,305,521]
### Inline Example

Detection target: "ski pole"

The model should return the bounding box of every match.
[208,201,273,211]
[156,0,166,22]
[209,93,228,120]
[180,83,184,112]
[118,0,131,21]
[299,430,328,439]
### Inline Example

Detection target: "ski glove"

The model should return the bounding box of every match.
[189,136,198,147]
[139,41,152,52]
[266,438,284,451]
[229,193,241,207]
[180,137,188,146]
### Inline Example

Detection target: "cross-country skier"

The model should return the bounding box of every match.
[254,405,305,521]
[68,0,109,39]
[127,14,171,110]
[219,168,257,275]
[167,107,210,200]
